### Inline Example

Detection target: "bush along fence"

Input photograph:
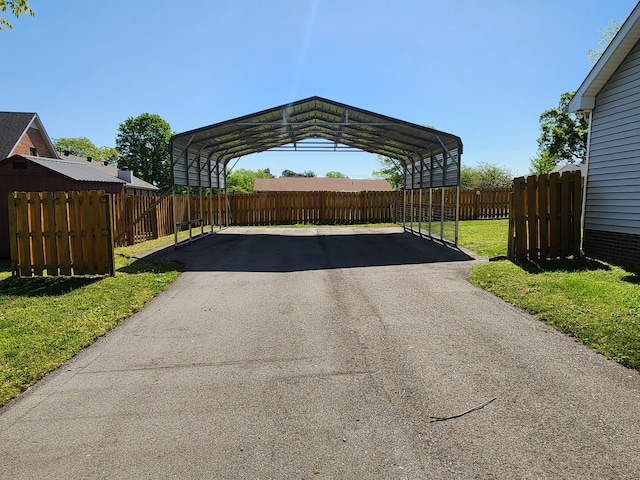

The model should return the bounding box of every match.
[508,170,582,262]
[8,191,114,277]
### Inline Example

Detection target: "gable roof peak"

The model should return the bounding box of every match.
[567,2,640,112]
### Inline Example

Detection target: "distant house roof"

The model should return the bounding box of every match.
[57,151,158,191]
[0,112,57,159]
[567,3,640,113]
[10,155,127,184]
[254,177,393,192]
[551,162,587,175]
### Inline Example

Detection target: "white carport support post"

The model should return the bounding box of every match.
[199,186,204,236]
[215,160,222,229]
[173,188,178,248]
[428,187,432,237]
[187,188,192,243]
[402,164,407,229]
[433,136,460,245]
[440,186,445,241]
[418,186,423,236]
[455,185,460,245]
[410,185,414,231]
[224,164,230,227]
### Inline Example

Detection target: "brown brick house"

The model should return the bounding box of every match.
[0,112,58,159]
[0,112,159,258]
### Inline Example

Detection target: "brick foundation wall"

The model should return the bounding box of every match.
[583,229,640,271]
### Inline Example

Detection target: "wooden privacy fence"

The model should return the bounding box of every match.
[8,191,114,277]
[508,171,582,261]
[458,188,510,219]
[216,188,510,226]
[109,187,513,247]
[401,188,511,221]
[111,192,174,247]
[227,191,402,225]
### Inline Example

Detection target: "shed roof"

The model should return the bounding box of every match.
[7,155,127,184]
[253,177,392,192]
[567,3,640,112]
[57,152,158,191]
[0,112,39,158]
[170,96,462,189]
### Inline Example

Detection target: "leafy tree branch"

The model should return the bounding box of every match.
[0,0,34,30]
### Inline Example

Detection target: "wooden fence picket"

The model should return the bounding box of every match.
[8,190,114,277]
[508,171,582,262]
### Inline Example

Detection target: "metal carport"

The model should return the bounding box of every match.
[169,96,463,246]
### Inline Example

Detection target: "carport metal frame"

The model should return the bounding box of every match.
[169,96,463,247]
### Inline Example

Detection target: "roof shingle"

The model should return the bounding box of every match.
[0,112,37,159]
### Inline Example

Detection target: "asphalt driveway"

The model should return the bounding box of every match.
[1,227,638,479]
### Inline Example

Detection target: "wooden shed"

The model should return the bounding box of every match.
[0,155,126,258]
[567,2,640,270]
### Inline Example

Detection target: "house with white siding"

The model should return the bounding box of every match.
[567,2,640,270]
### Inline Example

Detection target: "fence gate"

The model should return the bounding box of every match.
[508,171,582,262]
[8,191,115,277]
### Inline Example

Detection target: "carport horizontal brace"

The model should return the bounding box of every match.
[269,147,362,152]
[236,122,397,126]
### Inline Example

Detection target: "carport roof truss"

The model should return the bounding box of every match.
[170,96,463,189]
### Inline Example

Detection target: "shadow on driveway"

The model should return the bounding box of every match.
[147,229,476,273]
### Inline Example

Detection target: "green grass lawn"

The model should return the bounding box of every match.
[457,219,640,371]
[457,219,509,257]
[0,238,182,407]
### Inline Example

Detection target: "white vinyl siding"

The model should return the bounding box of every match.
[587,39,640,236]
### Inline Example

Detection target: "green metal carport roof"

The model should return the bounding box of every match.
[169,96,463,190]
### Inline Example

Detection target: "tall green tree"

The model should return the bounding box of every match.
[529,152,558,175]
[372,155,403,190]
[529,20,621,174]
[533,91,588,172]
[281,169,316,177]
[460,163,513,189]
[115,113,173,192]
[587,20,621,65]
[325,171,347,178]
[0,0,33,30]
[53,137,118,164]
[227,168,274,193]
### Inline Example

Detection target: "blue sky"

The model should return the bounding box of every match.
[2,0,638,178]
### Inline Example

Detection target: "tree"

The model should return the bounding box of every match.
[115,113,173,192]
[533,91,588,171]
[587,20,621,65]
[460,162,513,189]
[53,137,119,164]
[227,168,274,193]
[529,152,557,175]
[0,0,33,30]
[372,155,403,190]
[281,169,316,177]
[325,171,347,178]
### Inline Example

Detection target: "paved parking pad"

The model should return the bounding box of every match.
[1,227,639,479]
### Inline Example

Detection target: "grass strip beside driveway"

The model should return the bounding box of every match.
[457,219,640,371]
[0,245,181,407]
[470,259,640,370]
